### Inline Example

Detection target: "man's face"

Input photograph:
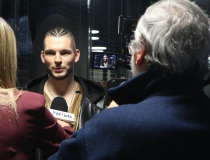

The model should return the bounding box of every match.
[103,55,108,62]
[41,36,80,80]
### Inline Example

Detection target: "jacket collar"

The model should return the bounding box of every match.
[108,70,204,105]
[26,74,105,103]
[25,74,47,94]
[74,76,105,103]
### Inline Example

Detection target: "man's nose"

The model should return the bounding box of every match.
[54,52,62,64]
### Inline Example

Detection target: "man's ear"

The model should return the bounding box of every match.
[136,48,146,65]
[75,49,80,63]
[41,50,45,64]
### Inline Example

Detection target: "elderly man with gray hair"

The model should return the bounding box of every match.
[49,0,210,159]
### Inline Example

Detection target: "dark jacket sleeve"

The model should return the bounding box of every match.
[35,95,74,156]
[48,127,89,160]
[48,108,119,160]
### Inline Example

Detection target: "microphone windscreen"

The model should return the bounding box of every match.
[51,97,68,112]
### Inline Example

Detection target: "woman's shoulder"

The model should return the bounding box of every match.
[20,91,45,99]
[17,91,46,109]
[21,91,45,98]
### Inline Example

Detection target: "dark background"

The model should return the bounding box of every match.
[0,0,210,97]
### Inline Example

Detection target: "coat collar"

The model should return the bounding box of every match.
[108,70,204,105]
[26,74,105,103]
[74,76,105,103]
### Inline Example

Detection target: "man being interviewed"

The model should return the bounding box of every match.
[48,0,210,159]
[26,27,105,131]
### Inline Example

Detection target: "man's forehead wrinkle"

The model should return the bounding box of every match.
[45,49,54,51]
[45,36,71,44]
[45,34,71,40]
[44,49,72,52]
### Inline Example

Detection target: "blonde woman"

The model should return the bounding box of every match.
[0,17,74,160]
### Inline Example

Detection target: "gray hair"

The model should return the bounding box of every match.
[130,0,210,79]
[44,27,76,52]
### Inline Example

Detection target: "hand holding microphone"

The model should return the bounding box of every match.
[57,119,71,127]
[49,97,75,124]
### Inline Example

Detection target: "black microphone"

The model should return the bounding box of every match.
[51,97,68,112]
[49,97,75,123]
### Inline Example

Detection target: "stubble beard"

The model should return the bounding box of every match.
[46,66,73,80]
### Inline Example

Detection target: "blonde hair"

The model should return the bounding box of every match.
[0,17,22,117]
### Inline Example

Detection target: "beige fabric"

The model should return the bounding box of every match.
[43,81,83,131]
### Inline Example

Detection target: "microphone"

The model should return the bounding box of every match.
[49,97,75,124]
[51,97,68,112]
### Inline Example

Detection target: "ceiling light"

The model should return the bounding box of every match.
[91,37,99,40]
[91,30,99,34]
[92,50,104,52]
[91,47,107,50]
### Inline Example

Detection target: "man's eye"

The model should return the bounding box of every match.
[61,52,71,55]
[46,52,54,55]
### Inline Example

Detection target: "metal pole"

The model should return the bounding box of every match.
[87,0,91,79]
[0,0,2,16]
[14,0,20,44]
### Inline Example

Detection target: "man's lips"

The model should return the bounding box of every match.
[53,68,65,72]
